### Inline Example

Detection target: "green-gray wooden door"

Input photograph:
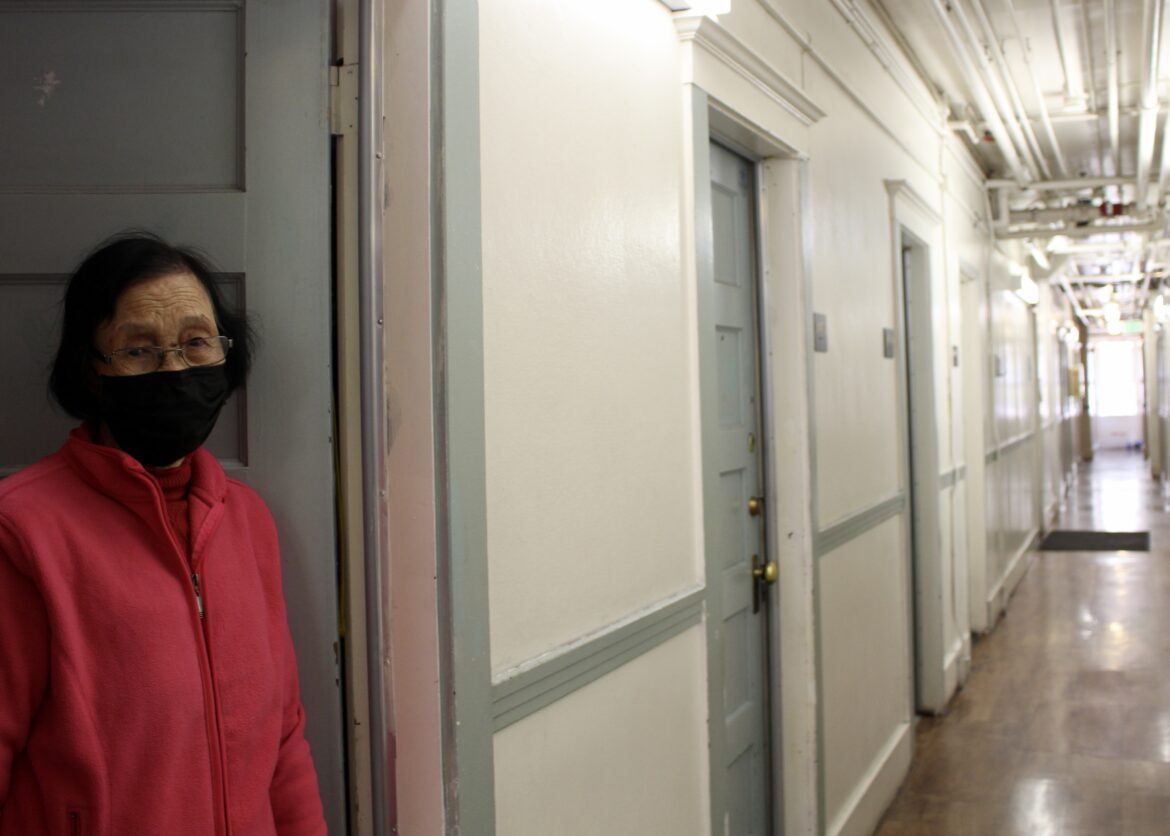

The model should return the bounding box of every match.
[709,141,772,836]
[0,4,345,832]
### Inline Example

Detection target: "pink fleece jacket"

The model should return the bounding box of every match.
[0,428,327,835]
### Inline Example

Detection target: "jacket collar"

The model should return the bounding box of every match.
[62,424,227,507]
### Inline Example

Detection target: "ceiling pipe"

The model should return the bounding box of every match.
[1135,0,1163,210]
[1067,272,1147,283]
[1048,0,1086,108]
[1157,111,1170,206]
[1050,240,1142,254]
[1002,0,1070,177]
[930,0,1030,183]
[949,0,1044,180]
[996,219,1164,239]
[969,0,1052,178]
[1078,0,1109,168]
[1104,0,1121,176]
[1008,203,1133,225]
[985,175,1152,191]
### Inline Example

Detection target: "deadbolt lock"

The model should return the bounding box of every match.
[751,554,778,613]
[752,556,778,584]
[747,495,764,516]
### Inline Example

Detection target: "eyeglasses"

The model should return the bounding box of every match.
[97,336,233,376]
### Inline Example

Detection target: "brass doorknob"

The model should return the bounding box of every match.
[752,557,778,584]
[747,495,764,516]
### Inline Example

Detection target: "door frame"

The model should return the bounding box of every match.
[886,181,947,715]
[1158,328,1169,478]
[332,0,378,832]
[960,269,991,635]
[688,85,817,836]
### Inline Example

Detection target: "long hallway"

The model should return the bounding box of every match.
[878,451,1170,835]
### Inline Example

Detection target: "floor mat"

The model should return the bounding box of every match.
[1039,530,1150,552]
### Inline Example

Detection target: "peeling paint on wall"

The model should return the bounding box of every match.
[33,71,61,107]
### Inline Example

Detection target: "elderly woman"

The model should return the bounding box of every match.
[0,235,326,835]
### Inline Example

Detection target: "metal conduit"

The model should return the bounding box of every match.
[967,0,1052,179]
[358,0,390,832]
[986,175,1149,190]
[929,0,1030,183]
[1105,0,1121,175]
[1048,0,1084,106]
[1157,111,1170,205]
[1135,0,1162,209]
[950,0,1043,180]
[1002,0,1070,178]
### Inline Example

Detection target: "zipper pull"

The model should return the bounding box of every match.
[192,572,205,620]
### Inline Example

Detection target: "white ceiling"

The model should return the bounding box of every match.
[873,0,1170,329]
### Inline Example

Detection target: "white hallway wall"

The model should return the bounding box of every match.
[454,1,1079,834]
[480,2,710,834]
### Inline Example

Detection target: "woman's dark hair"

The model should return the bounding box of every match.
[49,232,255,420]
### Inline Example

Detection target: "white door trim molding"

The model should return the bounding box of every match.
[885,179,942,226]
[675,16,825,127]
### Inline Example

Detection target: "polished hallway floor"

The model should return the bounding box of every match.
[877,451,1170,835]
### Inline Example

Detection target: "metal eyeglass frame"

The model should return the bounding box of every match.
[96,336,234,374]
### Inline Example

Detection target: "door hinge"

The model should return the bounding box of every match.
[330,64,359,137]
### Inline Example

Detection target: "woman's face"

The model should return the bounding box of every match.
[93,271,219,376]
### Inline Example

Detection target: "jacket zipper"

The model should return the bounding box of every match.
[146,477,228,835]
[184,559,230,835]
[190,582,230,835]
[192,572,205,619]
[68,810,80,836]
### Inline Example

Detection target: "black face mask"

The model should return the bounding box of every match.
[98,365,231,467]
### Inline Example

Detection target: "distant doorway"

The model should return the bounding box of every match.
[1089,337,1144,450]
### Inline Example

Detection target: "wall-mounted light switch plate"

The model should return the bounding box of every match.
[814,313,828,353]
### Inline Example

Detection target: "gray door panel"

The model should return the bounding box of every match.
[0,3,344,832]
[709,141,771,836]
